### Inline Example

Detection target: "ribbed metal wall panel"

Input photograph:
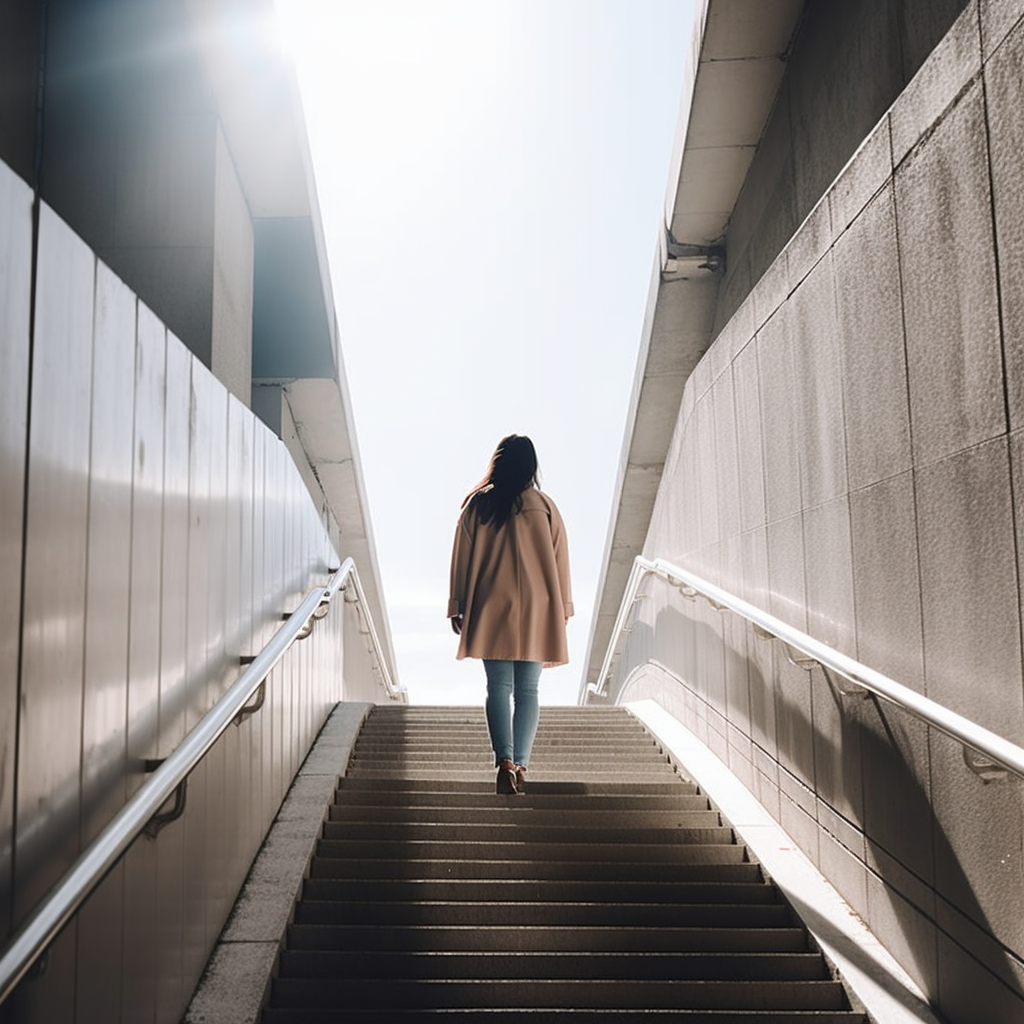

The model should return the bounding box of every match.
[2,194,363,1024]
[0,146,32,961]
[76,262,135,1024]
[124,301,168,1020]
[16,202,95,1022]
[155,332,192,1019]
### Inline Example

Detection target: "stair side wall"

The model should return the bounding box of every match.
[0,167,371,1024]
[605,4,1024,1024]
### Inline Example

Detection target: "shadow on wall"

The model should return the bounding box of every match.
[615,604,1024,1024]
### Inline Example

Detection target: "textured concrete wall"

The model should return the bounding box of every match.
[0,171,381,1024]
[717,0,971,333]
[610,4,1024,1022]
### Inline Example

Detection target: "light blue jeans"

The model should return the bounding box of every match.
[483,659,542,767]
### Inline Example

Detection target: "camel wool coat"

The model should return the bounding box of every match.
[448,487,573,665]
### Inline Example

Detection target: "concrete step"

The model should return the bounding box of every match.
[357,723,647,732]
[269,977,850,1011]
[345,757,674,771]
[300,879,780,905]
[292,900,794,928]
[335,778,695,794]
[342,769,682,783]
[263,1010,867,1023]
[327,807,719,827]
[284,923,813,953]
[313,839,749,864]
[331,791,711,811]
[352,734,659,746]
[261,705,864,1023]
[347,746,671,760]
[276,950,830,981]
[307,859,764,883]
[319,821,732,844]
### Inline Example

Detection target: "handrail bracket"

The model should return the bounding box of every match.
[142,759,189,839]
[783,643,819,671]
[234,680,266,725]
[820,665,869,700]
[962,745,1010,783]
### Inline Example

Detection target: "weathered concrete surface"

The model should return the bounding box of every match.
[590,3,1024,1021]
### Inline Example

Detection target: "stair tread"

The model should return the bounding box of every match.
[277,950,829,980]
[320,822,732,844]
[270,976,850,1010]
[332,792,709,809]
[308,859,762,881]
[285,923,814,952]
[260,706,859,1023]
[301,879,780,903]
[264,1012,864,1023]
[293,901,794,927]
[336,778,695,793]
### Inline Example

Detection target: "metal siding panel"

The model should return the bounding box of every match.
[264,440,283,811]
[227,398,254,878]
[184,357,214,989]
[76,263,136,1024]
[122,301,167,1023]
[154,819,186,1023]
[127,302,166,785]
[282,470,299,779]
[282,450,300,792]
[155,334,192,1015]
[204,381,230,942]
[255,427,276,833]
[248,424,267,838]
[0,159,32,945]
[16,204,95,1019]
[159,339,192,758]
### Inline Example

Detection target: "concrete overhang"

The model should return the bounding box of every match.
[183,0,396,676]
[583,0,804,693]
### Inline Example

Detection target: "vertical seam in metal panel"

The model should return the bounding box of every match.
[10,0,49,942]
[77,264,97,856]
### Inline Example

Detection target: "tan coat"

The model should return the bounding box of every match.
[448,488,573,664]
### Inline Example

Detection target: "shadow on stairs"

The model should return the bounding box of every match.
[261,704,867,1022]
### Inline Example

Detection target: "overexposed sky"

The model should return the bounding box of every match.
[275,0,694,704]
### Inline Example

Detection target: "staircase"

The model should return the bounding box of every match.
[261,705,866,1022]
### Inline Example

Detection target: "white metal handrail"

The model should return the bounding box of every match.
[585,555,1024,782]
[0,557,400,1005]
[339,556,401,701]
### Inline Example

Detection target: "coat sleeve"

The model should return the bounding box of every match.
[549,499,574,618]
[447,508,472,617]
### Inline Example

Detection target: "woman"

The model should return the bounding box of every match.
[448,435,573,794]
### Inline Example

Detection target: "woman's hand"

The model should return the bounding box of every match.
[450,615,463,635]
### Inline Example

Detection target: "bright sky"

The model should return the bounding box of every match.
[274,0,694,705]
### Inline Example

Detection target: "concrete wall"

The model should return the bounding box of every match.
[716,0,971,332]
[0,164,382,1024]
[606,4,1024,1022]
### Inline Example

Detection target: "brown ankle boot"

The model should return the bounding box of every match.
[496,759,518,795]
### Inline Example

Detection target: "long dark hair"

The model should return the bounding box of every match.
[462,434,539,528]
